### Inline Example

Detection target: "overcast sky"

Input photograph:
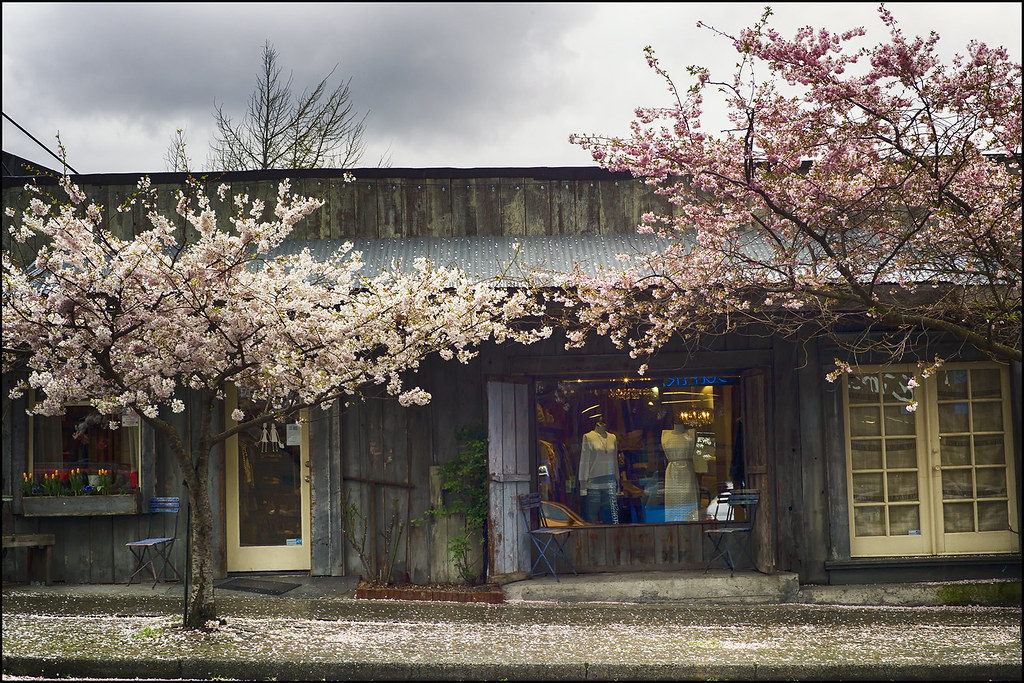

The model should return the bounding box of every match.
[3,2,1021,174]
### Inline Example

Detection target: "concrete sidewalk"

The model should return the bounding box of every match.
[3,571,1021,681]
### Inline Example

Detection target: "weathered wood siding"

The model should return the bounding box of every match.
[3,169,679,262]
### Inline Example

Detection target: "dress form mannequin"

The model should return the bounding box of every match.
[662,422,699,521]
[579,421,619,524]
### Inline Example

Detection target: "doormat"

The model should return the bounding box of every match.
[218,578,301,595]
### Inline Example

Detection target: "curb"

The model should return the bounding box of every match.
[4,656,1021,681]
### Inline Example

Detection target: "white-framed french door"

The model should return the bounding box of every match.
[225,386,311,571]
[844,363,1019,557]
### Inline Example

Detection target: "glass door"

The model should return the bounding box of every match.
[929,367,1018,554]
[845,370,931,556]
[226,387,311,571]
[844,363,1018,557]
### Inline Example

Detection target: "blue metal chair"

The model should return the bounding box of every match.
[126,497,183,587]
[704,489,759,576]
[518,492,577,582]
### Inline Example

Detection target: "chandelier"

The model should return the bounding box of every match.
[678,409,713,426]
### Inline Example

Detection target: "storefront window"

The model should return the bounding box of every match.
[535,375,741,525]
[30,403,141,494]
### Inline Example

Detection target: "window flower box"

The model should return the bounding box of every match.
[22,494,138,517]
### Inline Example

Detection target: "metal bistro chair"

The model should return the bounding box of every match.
[518,492,577,582]
[704,488,759,576]
[126,497,184,588]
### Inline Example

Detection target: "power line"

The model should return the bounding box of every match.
[2,112,79,175]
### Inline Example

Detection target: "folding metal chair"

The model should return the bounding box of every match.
[704,489,759,576]
[126,497,183,587]
[518,492,577,582]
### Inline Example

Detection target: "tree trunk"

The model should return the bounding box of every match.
[141,409,219,629]
[183,473,217,628]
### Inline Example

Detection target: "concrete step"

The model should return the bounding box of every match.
[502,569,800,604]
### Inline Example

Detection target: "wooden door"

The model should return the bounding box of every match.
[742,367,776,573]
[486,379,532,582]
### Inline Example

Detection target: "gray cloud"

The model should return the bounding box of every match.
[3,2,1020,173]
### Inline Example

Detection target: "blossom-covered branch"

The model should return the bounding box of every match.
[565,5,1021,384]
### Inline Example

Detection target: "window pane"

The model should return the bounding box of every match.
[975,468,1007,498]
[886,471,918,502]
[888,505,920,536]
[943,502,975,533]
[853,472,884,503]
[235,405,303,548]
[849,406,881,437]
[977,501,1009,531]
[854,506,885,536]
[974,434,1005,465]
[848,374,880,403]
[937,370,968,400]
[971,402,1003,433]
[883,405,915,436]
[534,375,739,530]
[939,435,972,466]
[851,440,883,470]
[970,369,1002,399]
[885,439,917,469]
[31,405,140,494]
[941,470,973,499]
[881,373,914,404]
[938,402,970,433]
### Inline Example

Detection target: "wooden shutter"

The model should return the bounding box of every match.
[486,379,532,582]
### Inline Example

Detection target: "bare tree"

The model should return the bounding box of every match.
[163,128,191,172]
[209,41,367,170]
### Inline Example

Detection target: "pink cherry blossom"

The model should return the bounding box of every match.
[565,4,1021,380]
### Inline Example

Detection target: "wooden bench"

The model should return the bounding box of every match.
[2,533,55,585]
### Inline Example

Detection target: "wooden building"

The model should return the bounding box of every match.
[3,166,1020,587]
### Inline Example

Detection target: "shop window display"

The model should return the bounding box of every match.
[30,404,141,493]
[536,376,742,525]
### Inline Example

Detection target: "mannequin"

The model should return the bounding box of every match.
[578,420,619,524]
[662,420,699,521]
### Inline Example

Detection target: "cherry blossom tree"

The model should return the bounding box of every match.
[2,174,549,628]
[566,5,1021,401]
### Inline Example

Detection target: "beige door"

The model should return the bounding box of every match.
[927,366,1019,554]
[226,386,311,571]
[844,364,1018,557]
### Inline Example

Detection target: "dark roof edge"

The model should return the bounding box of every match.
[2,165,636,188]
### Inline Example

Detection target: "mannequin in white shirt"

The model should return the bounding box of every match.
[662,421,699,521]
[579,420,619,524]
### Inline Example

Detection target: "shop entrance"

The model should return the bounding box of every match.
[225,387,311,572]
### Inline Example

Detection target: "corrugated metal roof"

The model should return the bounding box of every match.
[271,234,678,282]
